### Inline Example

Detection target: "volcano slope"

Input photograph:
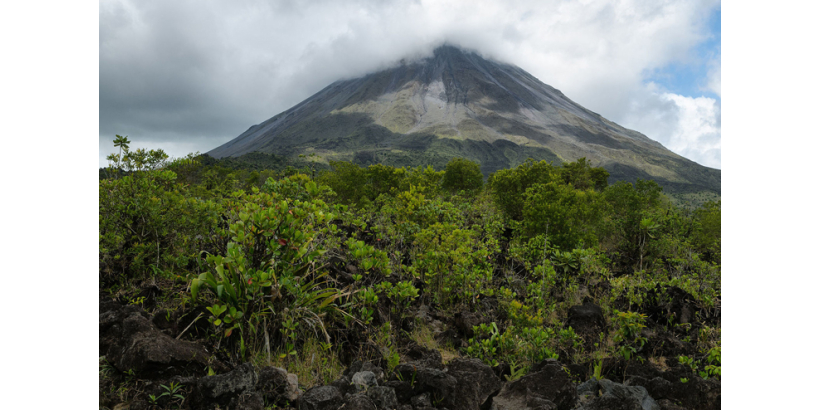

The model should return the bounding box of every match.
[209,45,719,196]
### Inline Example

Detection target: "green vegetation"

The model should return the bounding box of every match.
[100,137,720,396]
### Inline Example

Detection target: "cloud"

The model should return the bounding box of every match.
[618,83,720,169]
[100,0,721,167]
[661,93,721,168]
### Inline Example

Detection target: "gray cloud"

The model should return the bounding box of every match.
[100,0,720,168]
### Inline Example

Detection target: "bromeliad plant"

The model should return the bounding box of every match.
[191,178,350,348]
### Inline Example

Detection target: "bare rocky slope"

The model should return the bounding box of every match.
[209,45,719,195]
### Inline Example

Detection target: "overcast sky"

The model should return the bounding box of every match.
[99,0,721,169]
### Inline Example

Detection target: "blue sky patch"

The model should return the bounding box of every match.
[645,7,720,100]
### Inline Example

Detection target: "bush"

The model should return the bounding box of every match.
[442,157,483,194]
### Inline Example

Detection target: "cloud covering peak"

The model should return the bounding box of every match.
[100,0,721,168]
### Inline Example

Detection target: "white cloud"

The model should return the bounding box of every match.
[661,93,721,168]
[619,84,720,169]
[100,0,721,167]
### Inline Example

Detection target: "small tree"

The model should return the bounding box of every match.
[442,157,483,194]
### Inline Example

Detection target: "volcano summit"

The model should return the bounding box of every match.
[208,45,719,195]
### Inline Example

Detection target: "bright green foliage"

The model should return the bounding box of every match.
[558,157,609,191]
[465,322,561,370]
[190,177,348,347]
[320,161,428,207]
[693,200,721,263]
[442,157,483,194]
[346,238,391,275]
[320,161,369,206]
[612,310,648,361]
[399,165,444,196]
[99,139,720,391]
[488,159,557,220]
[413,222,494,305]
[522,181,607,250]
[99,151,222,281]
[355,287,379,324]
[603,179,665,268]
[375,280,419,320]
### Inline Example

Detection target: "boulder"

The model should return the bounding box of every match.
[346,361,386,383]
[228,392,265,410]
[366,386,398,410]
[99,301,226,378]
[258,366,302,405]
[192,363,259,409]
[594,379,659,410]
[382,380,414,403]
[445,358,502,410]
[411,393,432,408]
[492,359,577,410]
[299,385,343,410]
[404,343,444,370]
[339,394,377,410]
[352,371,379,392]
[641,376,720,410]
[566,299,607,350]
[330,375,357,397]
[393,365,456,400]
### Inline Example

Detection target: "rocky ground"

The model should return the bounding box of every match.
[100,283,719,410]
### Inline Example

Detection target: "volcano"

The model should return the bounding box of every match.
[208,45,719,195]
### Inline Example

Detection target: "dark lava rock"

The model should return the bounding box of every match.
[453,311,489,338]
[435,327,464,348]
[330,375,357,397]
[392,365,457,402]
[642,330,696,358]
[299,385,343,410]
[639,376,720,410]
[258,366,302,405]
[411,393,432,408]
[99,301,226,378]
[492,359,577,410]
[404,343,444,370]
[445,358,502,410]
[339,393,377,410]
[151,309,175,332]
[229,392,265,410]
[583,378,659,410]
[352,371,379,392]
[192,363,259,409]
[382,380,414,403]
[366,386,398,410]
[345,361,386,384]
[566,299,607,349]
